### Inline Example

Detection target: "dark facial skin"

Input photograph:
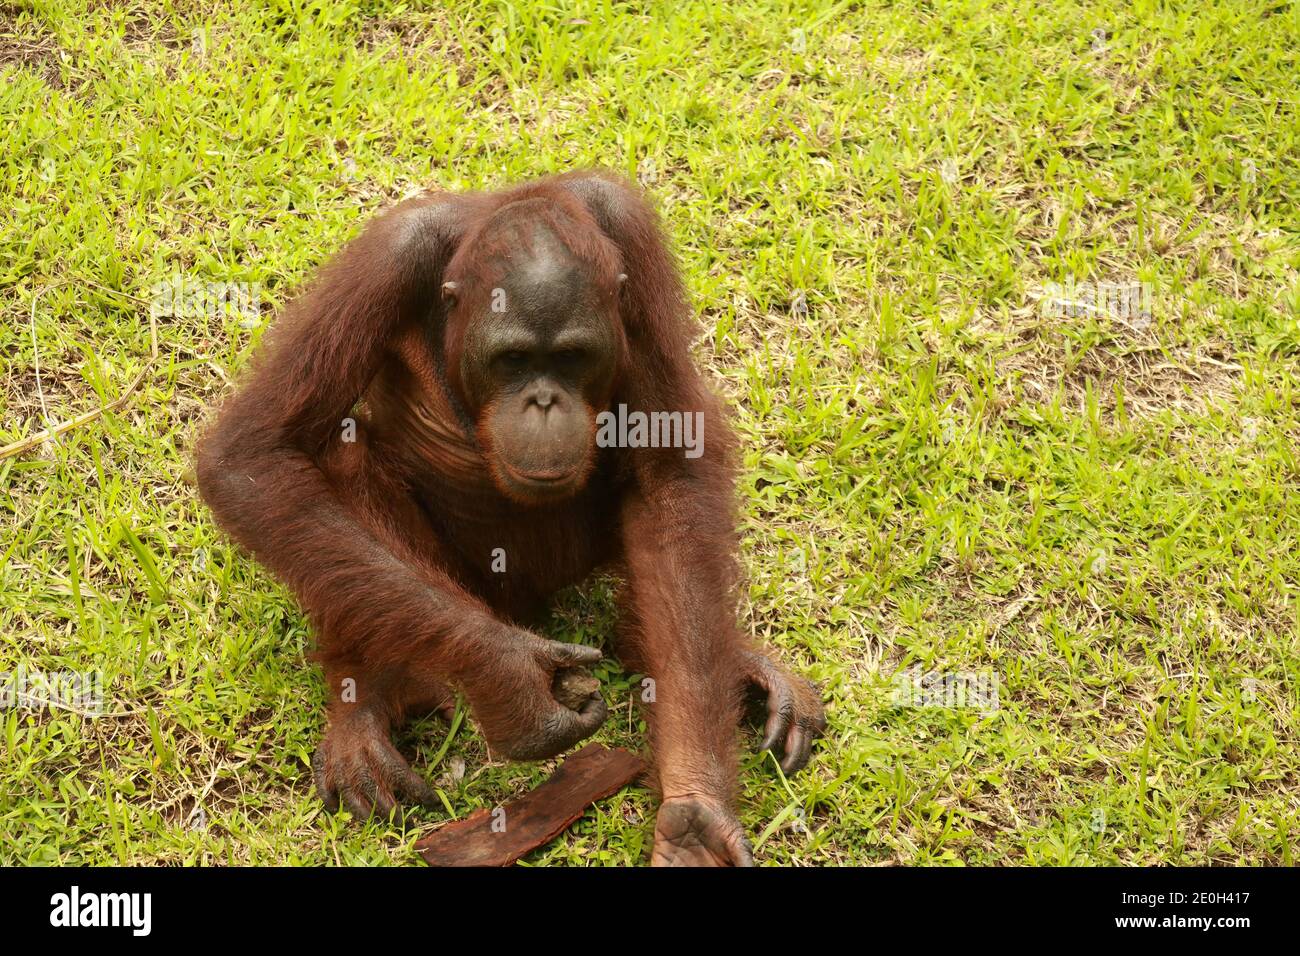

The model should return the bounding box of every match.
[446,226,620,504]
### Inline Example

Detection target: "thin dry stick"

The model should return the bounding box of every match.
[0,364,150,461]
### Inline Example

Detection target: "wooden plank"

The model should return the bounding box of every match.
[416,744,645,867]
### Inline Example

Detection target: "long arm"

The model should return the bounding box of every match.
[561,172,754,860]
[564,172,825,864]
[198,196,606,815]
[196,196,501,677]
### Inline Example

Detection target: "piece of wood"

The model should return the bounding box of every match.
[416,743,645,867]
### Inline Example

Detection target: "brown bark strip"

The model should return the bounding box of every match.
[416,744,645,867]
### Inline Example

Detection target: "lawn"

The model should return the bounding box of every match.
[2,0,1298,865]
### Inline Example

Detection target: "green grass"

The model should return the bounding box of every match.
[2,0,1299,865]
